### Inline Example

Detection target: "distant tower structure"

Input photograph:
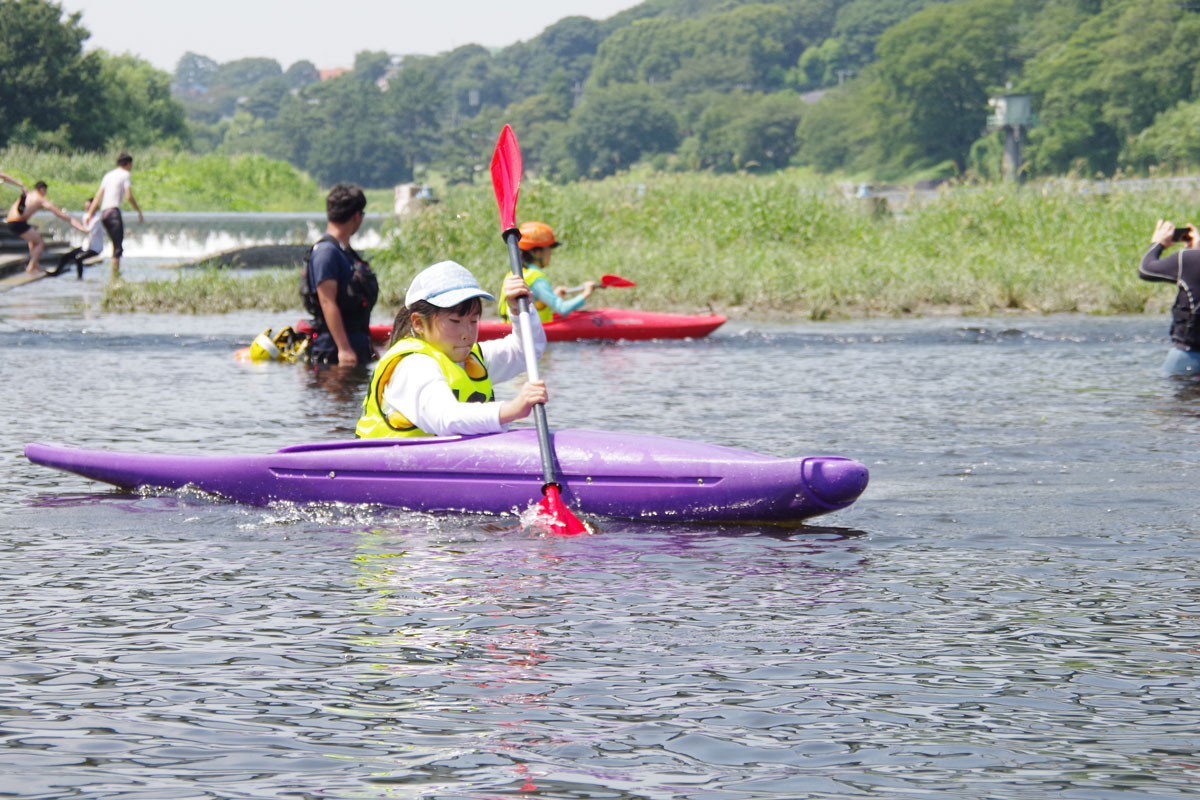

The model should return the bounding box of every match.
[987,93,1035,182]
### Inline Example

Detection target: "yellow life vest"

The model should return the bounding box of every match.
[355,337,494,439]
[498,267,555,323]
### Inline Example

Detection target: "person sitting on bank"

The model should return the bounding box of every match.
[497,221,595,323]
[1139,219,1200,374]
[300,183,378,367]
[357,261,547,438]
[5,181,87,274]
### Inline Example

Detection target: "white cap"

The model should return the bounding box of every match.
[405,260,495,308]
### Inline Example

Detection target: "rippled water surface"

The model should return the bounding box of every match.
[2,254,1199,799]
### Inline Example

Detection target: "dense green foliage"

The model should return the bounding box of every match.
[9,0,1200,191]
[0,0,188,150]
[147,0,1200,186]
[107,171,1186,320]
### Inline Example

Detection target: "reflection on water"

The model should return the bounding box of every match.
[3,248,1200,799]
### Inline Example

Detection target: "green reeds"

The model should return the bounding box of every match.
[97,169,1194,319]
[101,267,298,313]
[374,172,1188,319]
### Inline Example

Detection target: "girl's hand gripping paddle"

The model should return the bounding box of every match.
[490,124,587,536]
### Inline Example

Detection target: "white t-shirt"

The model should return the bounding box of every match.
[380,314,548,436]
[97,168,132,211]
[81,215,104,252]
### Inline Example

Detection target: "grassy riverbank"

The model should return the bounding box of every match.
[377,171,1183,319]
[103,170,1194,319]
[0,146,322,212]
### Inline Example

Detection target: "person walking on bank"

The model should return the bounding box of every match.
[5,181,87,274]
[1139,219,1200,374]
[300,183,378,367]
[84,153,144,280]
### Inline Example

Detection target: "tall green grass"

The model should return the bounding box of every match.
[101,267,299,313]
[0,146,322,211]
[97,170,1194,319]
[374,172,1186,319]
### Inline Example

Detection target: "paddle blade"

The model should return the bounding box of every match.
[490,124,522,232]
[536,484,589,536]
[600,274,637,288]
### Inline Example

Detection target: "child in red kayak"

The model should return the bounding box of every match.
[356,260,548,438]
[498,221,596,323]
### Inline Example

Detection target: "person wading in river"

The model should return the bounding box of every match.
[84,153,144,281]
[5,181,87,274]
[300,183,378,367]
[1139,219,1200,374]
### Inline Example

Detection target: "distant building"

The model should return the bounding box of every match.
[377,55,405,91]
[318,68,350,82]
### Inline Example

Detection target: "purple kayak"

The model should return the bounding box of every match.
[24,429,867,524]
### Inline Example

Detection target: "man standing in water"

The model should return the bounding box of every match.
[84,153,144,280]
[5,181,87,274]
[300,183,378,367]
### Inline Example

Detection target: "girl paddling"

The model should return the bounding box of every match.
[357,260,547,438]
[498,221,595,323]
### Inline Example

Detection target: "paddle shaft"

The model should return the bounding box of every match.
[505,229,556,487]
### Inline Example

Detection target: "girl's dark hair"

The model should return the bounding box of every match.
[387,297,483,349]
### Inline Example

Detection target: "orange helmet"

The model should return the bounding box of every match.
[518,221,559,251]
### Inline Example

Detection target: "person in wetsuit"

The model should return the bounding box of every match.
[1139,219,1200,373]
[301,183,378,367]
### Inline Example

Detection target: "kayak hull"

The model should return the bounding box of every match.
[477,308,727,342]
[25,429,866,524]
[295,308,726,344]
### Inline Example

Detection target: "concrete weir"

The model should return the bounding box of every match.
[165,244,312,270]
[0,229,79,289]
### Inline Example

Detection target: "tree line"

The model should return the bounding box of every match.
[5,0,1200,187]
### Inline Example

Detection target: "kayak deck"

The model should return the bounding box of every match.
[26,429,867,524]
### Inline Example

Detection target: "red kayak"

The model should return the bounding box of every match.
[296,308,726,343]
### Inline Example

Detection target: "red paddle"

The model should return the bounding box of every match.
[564,274,637,292]
[490,125,588,536]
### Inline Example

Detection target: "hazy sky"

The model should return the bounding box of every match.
[58,0,641,72]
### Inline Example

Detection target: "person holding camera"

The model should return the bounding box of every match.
[1139,219,1200,373]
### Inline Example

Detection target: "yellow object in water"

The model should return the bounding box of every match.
[247,327,309,362]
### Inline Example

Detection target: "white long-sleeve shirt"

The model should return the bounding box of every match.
[380,314,547,436]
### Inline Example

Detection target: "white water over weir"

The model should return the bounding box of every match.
[37,211,389,263]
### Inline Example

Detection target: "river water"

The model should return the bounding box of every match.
[1,231,1198,798]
